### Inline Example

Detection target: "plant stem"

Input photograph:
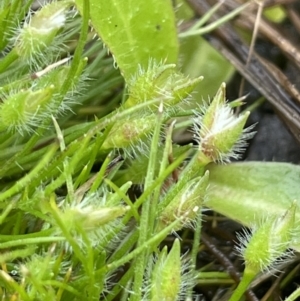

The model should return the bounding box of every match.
[148,120,175,235]
[285,286,300,301]
[187,211,203,299]
[0,144,58,202]
[179,2,250,38]
[0,237,65,249]
[130,103,164,301]
[105,215,185,273]
[0,50,18,73]
[228,267,256,301]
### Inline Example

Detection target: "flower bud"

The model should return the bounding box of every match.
[101,113,158,150]
[62,205,129,232]
[14,1,72,62]
[240,203,296,274]
[194,83,254,164]
[0,86,55,134]
[150,239,181,301]
[124,62,203,109]
[229,204,297,301]
[158,172,209,231]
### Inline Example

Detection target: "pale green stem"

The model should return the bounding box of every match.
[132,150,189,209]
[104,215,185,273]
[0,229,54,241]
[179,2,250,38]
[106,229,139,264]
[242,96,265,113]
[284,286,300,301]
[0,237,65,249]
[148,120,175,234]
[100,151,188,265]
[186,155,208,299]
[228,267,256,301]
[0,246,34,263]
[0,144,58,202]
[187,211,203,299]
[88,132,115,194]
[44,132,92,196]
[0,49,18,73]
[146,120,176,281]
[42,280,81,297]
[60,0,89,98]
[79,134,112,191]
[0,201,15,224]
[131,104,164,301]
[189,0,225,31]
[105,179,139,222]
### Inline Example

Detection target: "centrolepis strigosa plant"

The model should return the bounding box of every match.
[0,0,299,301]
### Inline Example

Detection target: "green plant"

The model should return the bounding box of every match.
[0,1,299,301]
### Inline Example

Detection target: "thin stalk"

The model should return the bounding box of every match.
[187,211,203,299]
[148,120,176,234]
[105,215,185,273]
[0,229,54,241]
[188,0,225,31]
[179,2,250,38]
[0,144,58,202]
[43,133,92,196]
[0,201,15,224]
[0,50,18,73]
[285,287,300,301]
[107,229,139,264]
[60,0,89,98]
[0,236,65,249]
[0,247,35,263]
[228,267,256,301]
[134,150,190,210]
[105,179,140,222]
[43,280,82,297]
[131,103,164,301]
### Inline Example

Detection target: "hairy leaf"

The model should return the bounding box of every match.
[205,162,300,225]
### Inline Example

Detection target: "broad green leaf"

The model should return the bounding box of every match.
[205,162,300,226]
[75,0,179,82]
